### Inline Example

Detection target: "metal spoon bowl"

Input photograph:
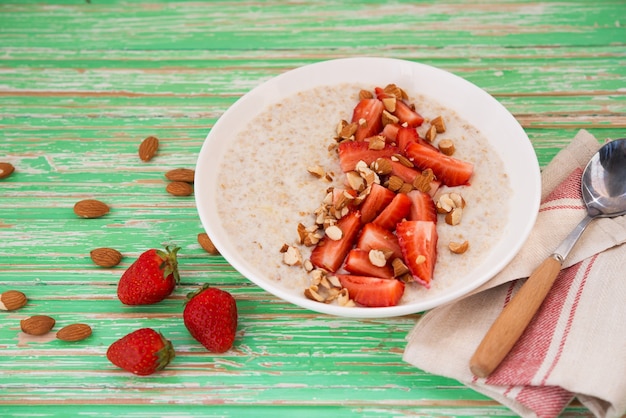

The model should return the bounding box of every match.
[470,137,626,378]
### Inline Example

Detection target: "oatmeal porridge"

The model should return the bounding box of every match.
[216,83,511,305]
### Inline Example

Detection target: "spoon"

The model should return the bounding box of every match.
[469,137,626,378]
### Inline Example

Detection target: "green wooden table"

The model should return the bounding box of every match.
[1,1,625,417]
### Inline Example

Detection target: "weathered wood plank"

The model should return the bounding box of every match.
[0,0,622,416]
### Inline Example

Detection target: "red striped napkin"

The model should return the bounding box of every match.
[403,130,626,418]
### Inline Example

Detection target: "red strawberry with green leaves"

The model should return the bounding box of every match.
[336,274,405,307]
[106,328,175,376]
[183,285,238,353]
[396,220,438,288]
[351,98,384,141]
[117,246,180,305]
[404,142,474,187]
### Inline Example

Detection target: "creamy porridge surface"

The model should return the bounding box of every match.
[217,83,511,305]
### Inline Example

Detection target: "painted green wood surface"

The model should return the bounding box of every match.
[1,1,625,417]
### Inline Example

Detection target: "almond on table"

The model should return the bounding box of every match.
[56,323,92,341]
[73,199,110,219]
[165,168,195,183]
[166,181,193,196]
[138,135,159,162]
[21,315,56,336]
[197,232,220,255]
[0,290,28,311]
[90,247,123,267]
[0,162,15,179]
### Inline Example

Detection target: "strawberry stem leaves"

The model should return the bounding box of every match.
[156,246,181,283]
[156,332,176,371]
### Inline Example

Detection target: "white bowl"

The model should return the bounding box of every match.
[195,57,540,318]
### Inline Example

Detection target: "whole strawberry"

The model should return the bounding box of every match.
[106,328,175,376]
[117,246,180,305]
[183,285,238,353]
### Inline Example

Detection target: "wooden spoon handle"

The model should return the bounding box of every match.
[469,256,562,378]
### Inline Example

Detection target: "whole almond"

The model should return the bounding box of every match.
[57,323,92,341]
[166,181,193,196]
[197,232,219,255]
[138,136,159,162]
[0,290,27,311]
[90,247,123,267]
[0,162,15,179]
[74,199,110,218]
[165,168,195,183]
[21,315,56,336]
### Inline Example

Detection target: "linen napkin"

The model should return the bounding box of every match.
[403,130,626,418]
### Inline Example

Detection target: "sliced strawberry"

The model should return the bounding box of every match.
[310,211,362,273]
[404,142,474,187]
[388,159,441,197]
[374,86,391,99]
[375,87,424,128]
[406,190,437,223]
[396,125,418,152]
[389,159,419,183]
[351,98,384,141]
[381,123,400,142]
[356,222,402,260]
[372,192,412,230]
[393,99,424,128]
[337,141,399,172]
[336,274,405,307]
[359,183,395,224]
[396,220,438,288]
[396,126,436,152]
[343,249,394,279]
